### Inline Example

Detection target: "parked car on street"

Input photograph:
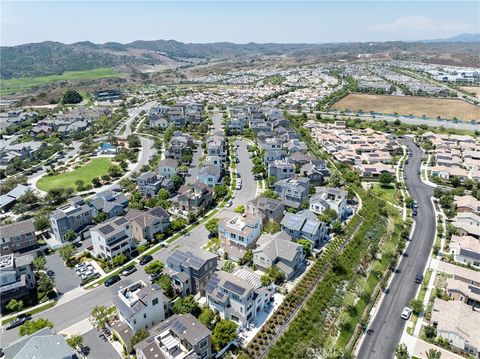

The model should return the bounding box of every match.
[401,307,412,320]
[104,275,121,287]
[139,255,153,265]
[6,315,30,330]
[415,273,424,284]
[122,265,137,276]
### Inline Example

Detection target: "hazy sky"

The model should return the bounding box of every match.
[1,1,479,46]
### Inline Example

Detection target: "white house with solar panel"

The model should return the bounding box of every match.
[90,216,133,260]
[205,267,272,329]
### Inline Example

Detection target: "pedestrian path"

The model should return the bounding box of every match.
[59,317,93,336]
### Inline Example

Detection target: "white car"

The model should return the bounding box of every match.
[226,200,233,207]
[81,270,97,280]
[401,307,412,320]
[74,263,87,270]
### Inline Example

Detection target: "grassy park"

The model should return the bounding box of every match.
[37,157,112,192]
[1,68,122,95]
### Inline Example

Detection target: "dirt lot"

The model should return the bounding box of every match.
[460,86,480,98]
[332,93,480,121]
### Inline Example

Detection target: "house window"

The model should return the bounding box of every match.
[152,298,159,306]
[143,313,147,319]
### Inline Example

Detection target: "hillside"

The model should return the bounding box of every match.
[1,39,479,79]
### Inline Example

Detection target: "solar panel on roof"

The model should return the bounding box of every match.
[99,224,115,235]
[172,320,187,333]
[224,280,246,295]
[116,217,127,225]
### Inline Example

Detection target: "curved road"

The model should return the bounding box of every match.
[357,138,436,359]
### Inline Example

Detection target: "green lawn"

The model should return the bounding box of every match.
[1,68,122,95]
[371,183,398,205]
[37,157,112,192]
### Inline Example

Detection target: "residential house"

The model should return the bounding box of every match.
[205,268,272,329]
[300,160,330,185]
[135,314,212,359]
[136,171,174,198]
[125,207,171,244]
[2,328,79,359]
[165,248,218,296]
[452,212,480,239]
[445,277,480,308]
[268,160,295,181]
[286,139,308,154]
[171,182,213,217]
[0,184,29,213]
[90,216,132,260]
[0,254,36,310]
[206,134,226,161]
[113,280,169,332]
[455,195,480,214]
[274,177,310,209]
[89,190,128,219]
[281,210,328,247]
[263,149,286,165]
[246,196,285,225]
[431,299,480,357]
[50,196,93,243]
[197,165,222,187]
[450,235,480,267]
[157,159,178,179]
[218,214,262,259]
[309,187,348,219]
[253,233,305,280]
[0,219,37,255]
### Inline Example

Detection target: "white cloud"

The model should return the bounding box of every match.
[371,15,469,33]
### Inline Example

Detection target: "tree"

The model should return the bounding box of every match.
[213,184,228,199]
[34,215,51,233]
[394,343,409,359]
[172,295,200,316]
[63,229,77,242]
[424,324,437,340]
[144,260,164,275]
[130,329,149,350]
[62,90,83,104]
[205,218,219,235]
[211,320,238,351]
[240,249,253,266]
[32,256,47,271]
[108,164,123,178]
[66,333,84,350]
[6,299,23,312]
[171,218,187,231]
[37,272,55,294]
[222,260,235,273]
[157,188,170,201]
[234,205,245,214]
[93,211,108,224]
[328,171,343,187]
[127,135,141,148]
[90,305,111,330]
[379,172,395,188]
[19,318,53,336]
[156,275,174,297]
[112,254,127,267]
[319,208,338,224]
[198,307,215,330]
[91,177,101,187]
[57,244,76,263]
[426,349,441,359]
[297,239,312,258]
[263,220,281,234]
[260,189,279,199]
[409,299,424,316]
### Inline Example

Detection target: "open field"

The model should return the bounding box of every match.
[332,93,480,121]
[1,68,122,95]
[37,157,112,192]
[460,86,480,98]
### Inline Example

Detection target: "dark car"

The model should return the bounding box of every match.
[412,209,417,217]
[415,273,424,284]
[122,265,137,276]
[139,255,153,265]
[46,269,55,277]
[104,275,121,287]
[6,315,29,330]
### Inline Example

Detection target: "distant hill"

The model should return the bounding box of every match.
[1,38,479,79]
[420,33,480,43]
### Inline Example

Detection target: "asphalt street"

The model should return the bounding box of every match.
[357,138,436,359]
[232,139,257,207]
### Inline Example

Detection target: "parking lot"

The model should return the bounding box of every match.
[46,254,81,294]
[82,329,121,359]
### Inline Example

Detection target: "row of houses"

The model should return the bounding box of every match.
[148,103,204,128]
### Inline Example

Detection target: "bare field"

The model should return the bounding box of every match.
[332,93,480,121]
[460,86,480,98]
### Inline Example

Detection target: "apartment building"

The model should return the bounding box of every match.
[0,254,36,310]
[50,196,93,243]
[0,219,37,255]
[90,217,132,260]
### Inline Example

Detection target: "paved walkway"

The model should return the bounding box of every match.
[59,317,93,336]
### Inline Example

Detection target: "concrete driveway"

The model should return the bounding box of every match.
[46,253,81,295]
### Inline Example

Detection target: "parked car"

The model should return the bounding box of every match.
[6,315,30,330]
[104,275,121,287]
[401,307,412,320]
[139,255,153,265]
[81,270,96,280]
[149,272,162,283]
[122,265,137,276]
[415,273,424,284]
[236,183,242,190]
[226,200,233,207]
